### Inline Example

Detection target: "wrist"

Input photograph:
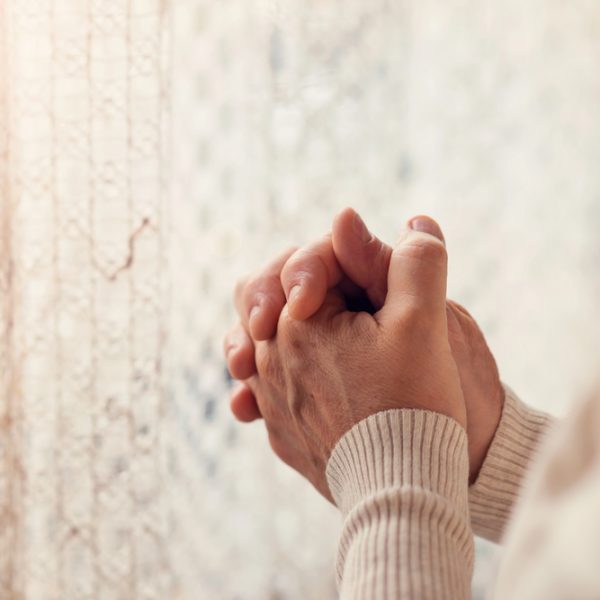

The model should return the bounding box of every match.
[468,381,505,483]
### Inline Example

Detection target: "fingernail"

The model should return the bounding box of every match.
[288,285,302,305]
[249,305,261,323]
[408,216,445,244]
[353,212,372,243]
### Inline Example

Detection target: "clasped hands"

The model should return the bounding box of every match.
[224,208,504,502]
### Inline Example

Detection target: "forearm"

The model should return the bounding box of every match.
[468,385,556,542]
[327,410,474,599]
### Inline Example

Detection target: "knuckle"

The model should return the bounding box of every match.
[244,272,283,308]
[277,306,300,338]
[282,241,329,285]
[224,322,249,353]
[228,347,255,380]
[254,342,270,376]
[236,246,298,310]
[403,238,447,266]
[254,341,282,384]
[243,274,262,299]
[241,276,265,314]
[281,249,312,282]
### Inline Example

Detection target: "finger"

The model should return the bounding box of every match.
[224,322,257,380]
[331,207,393,310]
[447,298,474,320]
[280,234,344,320]
[377,215,448,328]
[230,383,262,422]
[310,288,347,322]
[234,247,297,341]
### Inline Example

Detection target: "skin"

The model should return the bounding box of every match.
[225,209,504,487]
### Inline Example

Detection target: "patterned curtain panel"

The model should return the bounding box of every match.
[0,1,171,597]
[2,1,600,599]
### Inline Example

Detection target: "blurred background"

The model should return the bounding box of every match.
[1,0,600,598]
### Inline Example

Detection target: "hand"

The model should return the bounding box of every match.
[225,209,504,483]
[245,221,466,501]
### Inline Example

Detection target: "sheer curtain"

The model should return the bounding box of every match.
[2,1,600,599]
[0,1,172,597]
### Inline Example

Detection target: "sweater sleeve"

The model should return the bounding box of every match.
[468,385,555,543]
[326,409,474,600]
[492,391,600,599]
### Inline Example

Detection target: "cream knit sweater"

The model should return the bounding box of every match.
[326,385,600,598]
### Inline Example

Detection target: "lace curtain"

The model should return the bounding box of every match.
[2,1,600,598]
[0,1,172,597]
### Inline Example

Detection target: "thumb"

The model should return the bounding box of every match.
[331,207,392,309]
[376,216,448,328]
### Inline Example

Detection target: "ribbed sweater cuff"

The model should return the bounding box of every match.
[327,409,470,517]
[326,410,473,597]
[468,384,555,542]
